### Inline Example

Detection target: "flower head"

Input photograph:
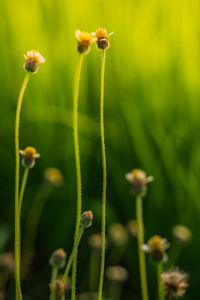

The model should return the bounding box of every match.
[80,210,93,228]
[95,28,113,50]
[75,30,95,54]
[172,225,192,245]
[88,233,108,250]
[109,223,128,246]
[125,168,153,198]
[19,146,40,168]
[161,269,189,297]
[44,168,63,187]
[142,235,170,262]
[0,252,15,274]
[49,248,67,269]
[24,50,45,73]
[127,219,138,237]
[106,265,128,282]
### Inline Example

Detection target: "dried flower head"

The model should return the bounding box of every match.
[0,252,15,274]
[80,210,94,228]
[19,146,40,168]
[172,225,192,244]
[95,28,113,50]
[127,219,138,237]
[109,223,128,246]
[161,269,189,297]
[106,265,128,282]
[75,30,95,54]
[142,235,170,262]
[50,279,67,300]
[125,168,153,198]
[49,248,67,269]
[24,50,45,73]
[44,168,63,187]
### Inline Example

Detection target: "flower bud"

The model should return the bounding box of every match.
[80,210,93,228]
[49,248,67,269]
[19,146,40,168]
[24,50,45,73]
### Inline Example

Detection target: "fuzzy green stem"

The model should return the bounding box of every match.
[98,49,106,300]
[14,72,30,300]
[136,196,149,300]
[18,167,29,274]
[62,226,84,285]
[50,266,58,300]
[157,263,164,300]
[71,53,84,300]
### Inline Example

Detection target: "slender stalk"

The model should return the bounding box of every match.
[14,72,30,300]
[50,266,58,300]
[98,49,106,300]
[136,196,149,300]
[71,53,84,300]
[157,263,164,300]
[62,226,84,285]
[18,167,29,276]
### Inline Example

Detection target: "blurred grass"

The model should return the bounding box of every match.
[0,0,200,298]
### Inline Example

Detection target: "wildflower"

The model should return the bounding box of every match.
[44,168,63,187]
[95,28,113,50]
[19,146,40,168]
[127,219,138,237]
[172,225,192,244]
[109,223,128,246]
[125,168,153,198]
[80,210,93,228]
[24,50,45,73]
[49,248,67,269]
[161,269,189,297]
[106,266,128,282]
[75,30,95,54]
[50,279,67,300]
[142,235,170,262]
[88,233,108,250]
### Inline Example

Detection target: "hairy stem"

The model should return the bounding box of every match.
[98,49,107,300]
[136,196,149,300]
[62,226,84,285]
[50,266,58,300]
[157,262,164,300]
[71,53,84,300]
[15,72,30,300]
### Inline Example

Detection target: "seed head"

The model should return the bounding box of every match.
[95,28,113,50]
[172,225,192,244]
[75,30,95,54]
[106,265,128,282]
[161,269,189,297]
[24,50,45,73]
[44,168,63,187]
[49,248,67,269]
[19,146,40,168]
[80,210,93,228]
[125,168,153,198]
[109,223,128,246]
[142,235,170,262]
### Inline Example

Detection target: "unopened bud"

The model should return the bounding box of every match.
[49,248,67,269]
[80,210,93,228]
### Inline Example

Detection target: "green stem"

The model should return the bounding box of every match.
[136,196,149,300]
[71,53,84,300]
[50,266,58,300]
[18,167,29,278]
[62,226,84,285]
[98,49,106,300]
[14,72,30,300]
[157,263,164,300]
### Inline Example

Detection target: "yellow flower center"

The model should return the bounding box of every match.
[149,235,163,251]
[24,146,37,157]
[95,28,108,39]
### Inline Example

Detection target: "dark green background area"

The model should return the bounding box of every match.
[0,0,200,298]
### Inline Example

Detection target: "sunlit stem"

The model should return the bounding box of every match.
[157,262,164,300]
[15,72,30,300]
[136,196,149,300]
[62,226,84,285]
[98,49,107,300]
[71,53,84,300]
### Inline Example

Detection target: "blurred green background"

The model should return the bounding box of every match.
[0,0,200,299]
